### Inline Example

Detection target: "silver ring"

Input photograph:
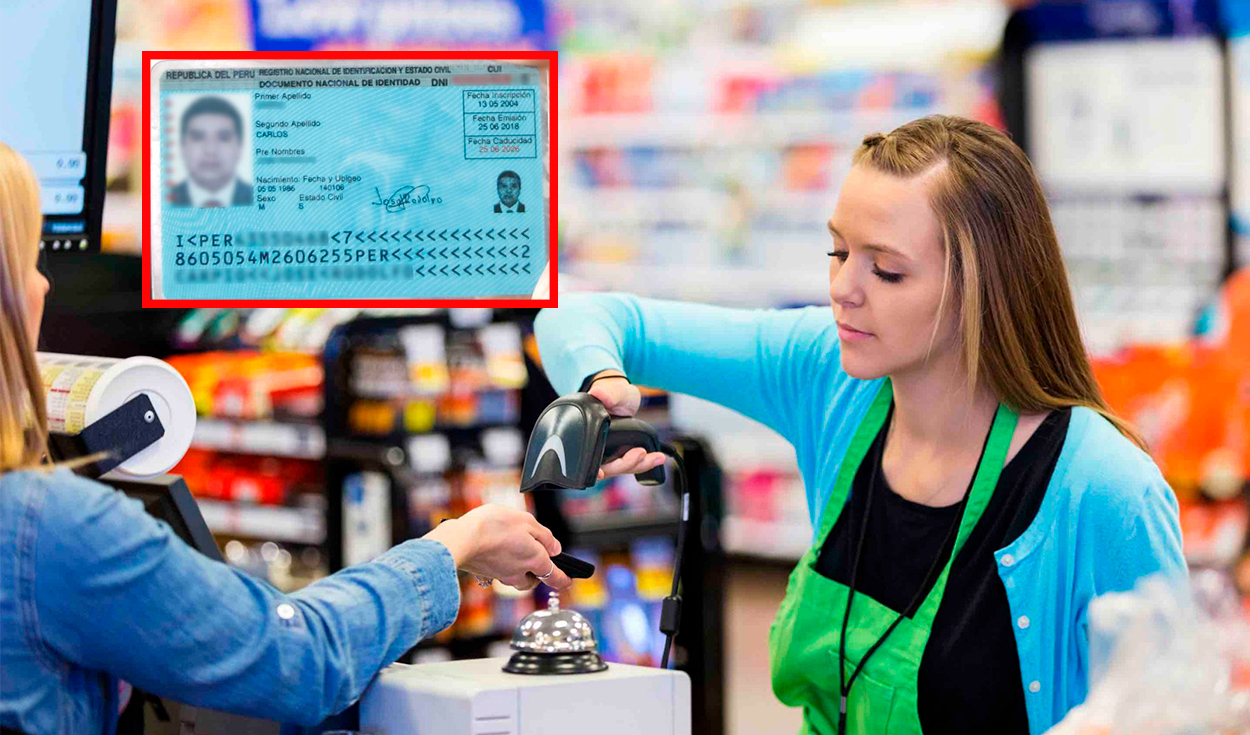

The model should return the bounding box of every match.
[474,575,493,588]
[536,561,556,581]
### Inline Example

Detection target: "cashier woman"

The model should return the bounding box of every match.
[0,142,571,734]
[534,115,1186,735]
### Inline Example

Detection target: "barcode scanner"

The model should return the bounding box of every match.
[520,392,666,494]
[521,392,687,669]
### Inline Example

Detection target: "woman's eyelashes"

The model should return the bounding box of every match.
[874,267,904,284]
[826,250,904,284]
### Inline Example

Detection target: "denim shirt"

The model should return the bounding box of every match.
[0,467,461,735]
[535,293,1187,735]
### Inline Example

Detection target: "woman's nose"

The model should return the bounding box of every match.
[829,262,861,308]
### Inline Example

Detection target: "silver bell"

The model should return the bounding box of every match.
[503,592,608,675]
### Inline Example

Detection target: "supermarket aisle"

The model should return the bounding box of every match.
[725,562,804,735]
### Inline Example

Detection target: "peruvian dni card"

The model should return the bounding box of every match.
[151,59,549,301]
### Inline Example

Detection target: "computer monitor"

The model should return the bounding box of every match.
[0,0,117,254]
[100,472,224,562]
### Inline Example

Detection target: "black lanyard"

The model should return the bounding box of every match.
[835,412,992,735]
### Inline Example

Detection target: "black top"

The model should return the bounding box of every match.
[815,406,1071,734]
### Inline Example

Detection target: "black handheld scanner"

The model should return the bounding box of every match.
[520,392,666,493]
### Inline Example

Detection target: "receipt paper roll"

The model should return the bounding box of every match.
[37,352,196,476]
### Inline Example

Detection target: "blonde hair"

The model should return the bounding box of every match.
[852,115,1147,450]
[0,142,52,472]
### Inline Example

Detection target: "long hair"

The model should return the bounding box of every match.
[0,142,51,472]
[852,115,1147,450]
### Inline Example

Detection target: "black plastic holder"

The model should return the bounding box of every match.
[47,393,165,478]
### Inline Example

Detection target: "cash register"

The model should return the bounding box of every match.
[359,593,691,735]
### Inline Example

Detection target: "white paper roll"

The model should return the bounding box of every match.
[37,352,196,477]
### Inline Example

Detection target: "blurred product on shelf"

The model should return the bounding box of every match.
[405,461,529,546]
[491,577,539,632]
[398,324,452,394]
[571,55,655,115]
[173,308,363,353]
[565,547,607,638]
[453,574,498,638]
[174,448,319,505]
[346,320,526,437]
[601,564,655,667]
[1092,267,1250,501]
[172,444,327,563]
[1019,27,1228,354]
[1182,501,1250,570]
[720,466,811,561]
[166,350,324,420]
[479,322,530,388]
[354,321,527,397]
[724,467,802,526]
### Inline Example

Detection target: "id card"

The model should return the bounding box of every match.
[152,59,548,301]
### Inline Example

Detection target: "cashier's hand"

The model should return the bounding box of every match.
[587,371,667,482]
[424,504,572,591]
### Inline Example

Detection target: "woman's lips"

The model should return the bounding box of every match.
[837,322,874,342]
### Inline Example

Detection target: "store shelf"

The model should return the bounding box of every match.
[197,499,326,546]
[563,110,928,149]
[563,188,726,226]
[565,262,830,306]
[721,516,811,562]
[193,418,326,459]
[339,422,521,450]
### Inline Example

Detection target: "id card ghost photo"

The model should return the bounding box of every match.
[143,52,555,306]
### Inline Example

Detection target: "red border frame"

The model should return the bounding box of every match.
[141,50,557,308]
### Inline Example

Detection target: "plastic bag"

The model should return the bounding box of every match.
[1046,570,1250,735]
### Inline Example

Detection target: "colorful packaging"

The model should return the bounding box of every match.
[600,564,655,666]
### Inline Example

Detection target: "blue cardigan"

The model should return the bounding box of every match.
[534,292,1187,735]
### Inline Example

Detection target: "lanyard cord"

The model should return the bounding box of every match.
[835,412,990,735]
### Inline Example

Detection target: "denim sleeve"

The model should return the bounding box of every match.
[533,292,842,450]
[31,468,460,726]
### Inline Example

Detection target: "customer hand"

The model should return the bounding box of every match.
[586,371,667,482]
[424,504,571,591]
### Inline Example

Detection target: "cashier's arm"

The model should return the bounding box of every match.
[32,471,461,725]
[533,292,839,446]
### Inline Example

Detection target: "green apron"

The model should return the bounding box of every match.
[769,380,1018,735]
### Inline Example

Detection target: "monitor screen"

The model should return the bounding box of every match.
[0,0,117,254]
